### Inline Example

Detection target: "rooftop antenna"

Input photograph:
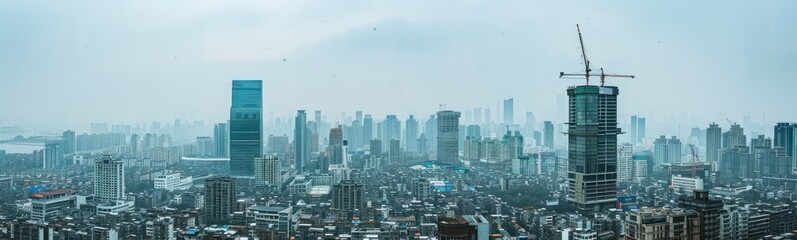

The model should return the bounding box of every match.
[559,24,635,86]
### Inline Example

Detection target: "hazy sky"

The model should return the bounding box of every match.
[1,1,796,131]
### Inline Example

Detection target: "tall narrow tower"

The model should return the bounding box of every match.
[566,85,620,211]
[295,110,309,174]
[437,111,461,164]
[229,80,263,176]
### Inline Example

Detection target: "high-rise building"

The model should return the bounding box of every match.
[751,135,772,149]
[707,123,722,163]
[774,122,797,171]
[405,115,418,152]
[437,111,461,163]
[723,123,747,149]
[543,121,554,149]
[425,115,438,152]
[653,136,682,167]
[130,134,140,153]
[524,112,535,143]
[389,139,401,163]
[623,207,701,240]
[94,155,125,202]
[370,139,382,157]
[62,130,76,154]
[332,179,363,219]
[294,110,310,174]
[362,114,373,146]
[719,204,750,240]
[617,143,633,182]
[466,125,481,140]
[503,97,514,124]
[204,176,236,225]
[44,141,62,169]
[229,80,263,176]
[381,115,401,149]
[328,126,344,166]
[254,155,281,187]
[679,190,724,240]
[637,117,646,145]
[196,136,214,156]
[213,123,228,157]
[630,115,638,144]
[566,85,620,211]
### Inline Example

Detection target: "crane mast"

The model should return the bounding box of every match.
[560,24,635,86]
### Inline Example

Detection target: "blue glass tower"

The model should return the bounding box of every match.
[229,80,263,177]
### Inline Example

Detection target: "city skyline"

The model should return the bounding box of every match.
[2,1,797,130]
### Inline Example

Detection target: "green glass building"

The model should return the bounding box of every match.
[566,85,620,211]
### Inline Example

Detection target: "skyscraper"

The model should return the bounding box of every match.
[362,114,373,144]
[254,155,280,187]
[294,110,310,174]
[543,121,554,149]
[94,155,125,202]
[62,130,75,154]
[381,115,401,149]
[44,141,61,169]
[723,123,746,149]
[653,136,682,167]
[204,176,236,225]
[437,111,461,163]
[637,117,646,145]
[524,112,535,143]
[328,126,344,166]
[630,115,638,144]
[617,143,634,182]
[229,80,263,176]
[566,85,620,211]
[425,115,438,152]
[213,123,228,157]
[503,97,514,124]
[405,115,418,152]
[774,122,796,171]
[679,190,724,240]
[707,123,722,163]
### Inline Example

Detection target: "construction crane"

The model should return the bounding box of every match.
[689,144,699,179]
[726,118,737,126]
[559,24,635,86]
[439,103,451,111]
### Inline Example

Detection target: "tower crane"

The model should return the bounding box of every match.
[689,144,700,179]
[559,24,635,86]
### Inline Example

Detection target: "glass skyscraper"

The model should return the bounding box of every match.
[566,85,620,211]
[229,80,263,177]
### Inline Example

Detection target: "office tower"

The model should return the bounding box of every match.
[229,80,263,176]
[679,190,724,240]
[62,130,75,154]
[723,123,747,148]
[503,97,513,124]
[332,179,363,218]
[389,139,401,163]
[44,141,62,169]
[405,115,418,152]
[254,155,280,187]
[637,117,646,144]
[94,155,125,202]
[425,115,438,152]
[707,123,722,163]
[196,136,214,156]
[362,114,373,146]
[631,115,638,144]
[204,176,236,225]
[329,126,344,166]
[437,111,461,163]
[370,139,382,157]
[543,121,554,149]
[623,207,701,239]
[617,143,633,182]
[294,110,310,174]
[381,115,401,149]
[213,123,228,157]
[774,123,796,170]
[565,85,620,211]
[473,108,483,125]
[524,112,535,143]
